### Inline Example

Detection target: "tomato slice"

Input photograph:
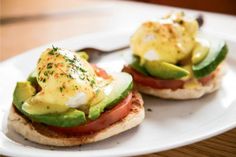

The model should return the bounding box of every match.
[49,93,133,135]
[198,74,213,85]
[92,64,111,79]
[123,66,215,90]
[123,66,184,90]
[198,68,218,85]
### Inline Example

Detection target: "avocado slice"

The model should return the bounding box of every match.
[13,82,36,110]
[129,56,148,75]
[22,97,70,115]
[13,81,86,127]
[192,38,228,78]
[144,61,189,79]
[88,72,133,120]
[192,40,209,65]
[30,109,86,127]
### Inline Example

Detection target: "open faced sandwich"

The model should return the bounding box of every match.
[8,47,144,146]
[123,12,228,99]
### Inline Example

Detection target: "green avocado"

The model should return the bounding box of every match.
[144,61,190,79]
[88,72,133,120]
[192,41,209,65]
[129,56,148,75]
[13,81,86,127]
[30,109,86,127]
[13,72,134,126]
[27,71,39,88]
[192,38,228,78]
[13,82,36,110]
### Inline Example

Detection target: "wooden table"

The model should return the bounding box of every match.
[1,0,236,156]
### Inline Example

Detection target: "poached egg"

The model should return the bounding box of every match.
[22,48,108,115]
[131,12,199,64]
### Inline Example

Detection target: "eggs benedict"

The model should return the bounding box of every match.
[123,12,228,99]
[8,47,144,146]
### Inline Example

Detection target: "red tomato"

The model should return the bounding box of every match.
[123,66,215,89]
[50,93,133,135]
[123,66,184,90]
[92,64,111,79]
[198,69,217,85]
[198,75,212,85]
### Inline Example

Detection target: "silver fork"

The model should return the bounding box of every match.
[76,45,129,62]
[76,15,204,63]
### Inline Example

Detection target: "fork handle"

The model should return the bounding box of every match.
[103,45,129,53]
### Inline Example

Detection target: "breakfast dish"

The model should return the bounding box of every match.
[8,47,144,146]
[1,29,236,157]
[123,12,228,99]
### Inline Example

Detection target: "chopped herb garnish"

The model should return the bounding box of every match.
[79,75,85,80]
[38,70,42,76]
[59,84,66,92]
[49,71,54,75]
[179,20,184,25]
[56,53,60,57]
[47,63,53,69]
[67,74,73,79]
[52,45,58,51]
[48,45,59,55]
[74,85,79,90]
[44,71,48,76]
[77,66,86,72]
[90,79,96,87]
[59,87,63,92]
[48,50,55,55]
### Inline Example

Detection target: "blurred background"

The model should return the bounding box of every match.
[0,0,236,61]
[134,0,236,15]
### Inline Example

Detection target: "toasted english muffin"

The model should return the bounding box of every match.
[134,67,223,99]
[8,91,144,146]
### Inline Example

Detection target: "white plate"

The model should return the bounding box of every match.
[0,30,236,157]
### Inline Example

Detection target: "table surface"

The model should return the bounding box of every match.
[1,0,236,156]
